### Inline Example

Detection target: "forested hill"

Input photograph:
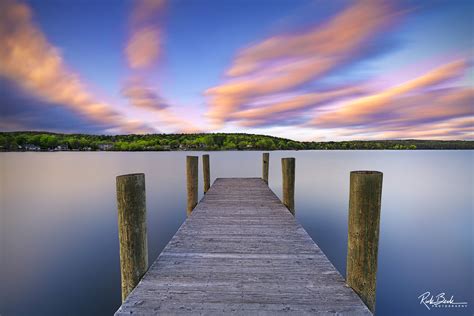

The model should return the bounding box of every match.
[0,131,473,151]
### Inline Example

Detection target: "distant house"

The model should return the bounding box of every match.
[55,144,69,151]
[25,144,40,151]
[98,143,114,151]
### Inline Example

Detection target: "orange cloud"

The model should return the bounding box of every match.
[206,0,399,125]
[126,0,165,69]
[230,86,364,124]
[0,0,150,133]
[320,114,473,141]
[126,27,160,69]
[122,0,201,133]
[227,0,393,77]
[317,85,473,141]
[121,77,168,111]
[364,116,474,140]
[393,88,473,124]
[121,77,201,132]
[131,0,165,25]
[312,60,470,127]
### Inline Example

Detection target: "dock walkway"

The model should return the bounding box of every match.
[115,178,371,315]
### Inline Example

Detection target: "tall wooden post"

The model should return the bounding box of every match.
[186,156,198,216]
[281,158,295,215]
[346,171,383,313]
[262,152,269,184]
[203,154,210,193]
[116,173,148,302]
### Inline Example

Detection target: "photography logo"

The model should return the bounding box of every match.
[418,291,468,310]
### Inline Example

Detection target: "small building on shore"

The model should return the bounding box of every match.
[24,144,41,151]
[54,144,69,151]
[98,143,114,151]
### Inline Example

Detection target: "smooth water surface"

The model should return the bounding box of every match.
[1,151,472,315]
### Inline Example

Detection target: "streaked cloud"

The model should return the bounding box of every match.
[121,77,168,111]
[122,0,201,133]
[204,0,472,140]
[126,27,161,69]
[206,0,400,126]
[312,60,471,127]
[313,83,473,141]
[131,0,165,25]
[227,1,394,77]
[230,86,365,126]
[0,0,152,133]
[335,116,474,140]
[1,0,471,140]
[121,76,200,132]
[126,0,164,69]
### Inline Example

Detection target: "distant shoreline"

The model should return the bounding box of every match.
[1,131,473,151]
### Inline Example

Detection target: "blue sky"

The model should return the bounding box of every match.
[0,0,472,140]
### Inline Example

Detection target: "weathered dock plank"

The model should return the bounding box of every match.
[115,178,371,315]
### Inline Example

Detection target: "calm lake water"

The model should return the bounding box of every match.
[1,151,472,315]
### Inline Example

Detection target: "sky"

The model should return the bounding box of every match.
[0,0,473,141]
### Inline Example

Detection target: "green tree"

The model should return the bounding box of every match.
[237,141,249,149]
[223,140,237,150]
[169,140,179,149]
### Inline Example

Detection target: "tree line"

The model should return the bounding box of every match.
[0,131,472,151]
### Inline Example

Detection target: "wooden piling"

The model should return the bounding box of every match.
[281,157,295,215]
[346,170,383,313]
[262,152,269,184]
[116,173,148,302]
[203,154,210,193]
[186,156,198,215]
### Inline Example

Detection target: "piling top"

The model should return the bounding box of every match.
[116,178,371,315]
[350,170,382,175]
[116,173,145,180]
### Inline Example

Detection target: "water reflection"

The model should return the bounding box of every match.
[1,151,472,315]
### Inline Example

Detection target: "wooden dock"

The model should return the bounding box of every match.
[115,178,372,315]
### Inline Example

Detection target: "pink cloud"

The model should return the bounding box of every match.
[126,0,165,69]
[206,0,401,126]
[312,60,471,127]
[122,0,202,133]
[360,117,474,140]
[230,86,365,126]
[126,26,161,69]
[121,77,168,111]
[0,0,152,133]
[121,77,201,133]
[130,0,165,25]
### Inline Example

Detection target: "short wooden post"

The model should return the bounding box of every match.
[262,152,269,184]
[116,173,148,302]
[281,158,295,215]
[186,156,198,215]
[346,171,383,313]
[203,154,210,193]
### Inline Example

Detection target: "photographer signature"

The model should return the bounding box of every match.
[418,291,468,310]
